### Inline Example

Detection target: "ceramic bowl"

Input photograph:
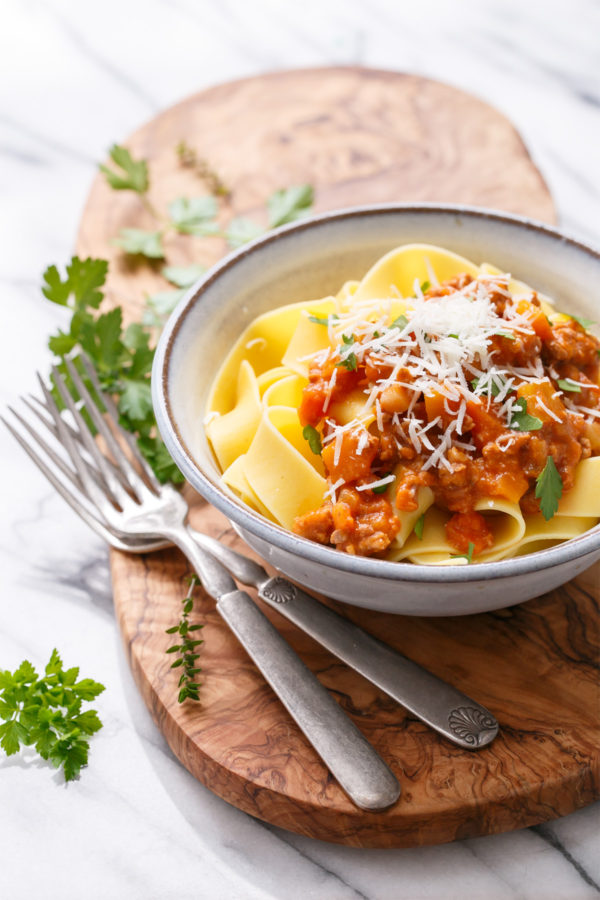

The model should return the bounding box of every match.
[152,204,600,615]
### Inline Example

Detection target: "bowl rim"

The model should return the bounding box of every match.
[153,202,600,584]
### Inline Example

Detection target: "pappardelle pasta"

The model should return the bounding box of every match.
[205,244,600,565]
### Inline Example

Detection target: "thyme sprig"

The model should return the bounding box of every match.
[165,575,204,703]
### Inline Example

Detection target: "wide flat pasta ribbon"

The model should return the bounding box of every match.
[221,455,275,521]
[208,297,336,413]
[555,457,600,518]
[205,360,261,471]
[398,497,526,565]
[352,244,480,303]
[242,406,327,528]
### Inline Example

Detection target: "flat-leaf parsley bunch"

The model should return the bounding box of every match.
[0,650,105,781]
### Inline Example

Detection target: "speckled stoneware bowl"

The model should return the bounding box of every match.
[152,204,600,615]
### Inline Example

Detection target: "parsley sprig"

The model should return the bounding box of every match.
[165,575,204,703]
[43,257,183,484]
[0,650,104,782]
[100,144,314,261]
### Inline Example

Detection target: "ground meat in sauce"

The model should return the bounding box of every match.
[293,487,399,556]
[292,275,600,558]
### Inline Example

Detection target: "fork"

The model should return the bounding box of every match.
[3,359,401,811]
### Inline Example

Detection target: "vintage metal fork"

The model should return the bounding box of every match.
[3,357,401,811]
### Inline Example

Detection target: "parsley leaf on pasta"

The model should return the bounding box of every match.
[557,379,582,393]
[450,542,474,563]
[536,457,563,520]
[413,513,425,540]
[509,398,543,432]
[302,425,322,455]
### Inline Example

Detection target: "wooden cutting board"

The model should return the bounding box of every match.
[76,67,599,848]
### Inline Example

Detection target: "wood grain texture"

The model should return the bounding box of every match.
[75,67,599,847]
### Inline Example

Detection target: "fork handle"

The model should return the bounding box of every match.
[164,525,400,811]
[216,589,400,811]
[258,578,499,750]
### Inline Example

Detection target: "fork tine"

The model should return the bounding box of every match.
[21,396,128,498]
[79,352,161,490]
[1,411,120,543]
[38,371,123,512]
[7,403,83,493]
[64,357,154,498]
[49,365,133,509]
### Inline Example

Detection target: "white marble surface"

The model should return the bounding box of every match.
[1,1,599,897]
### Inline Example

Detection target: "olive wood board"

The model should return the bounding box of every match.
[76,67,599,847]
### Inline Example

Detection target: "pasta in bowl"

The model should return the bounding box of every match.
[204,244,600,565]
[153,205,600,614]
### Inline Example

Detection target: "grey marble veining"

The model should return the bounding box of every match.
[1,0,599,897]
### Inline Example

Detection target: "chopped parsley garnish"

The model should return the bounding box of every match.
[471,375,509,398]
[413,513,425,540]
[450,542,474,564]
[448,333,459,339]
[336,334,358,370]
[420,280,430,293]
[391,314,409,330]
[336,353,358,371]
[535,456,563,520]
[557,379,582,393]
[494,330,516,341]
[509,397,543,432]
[302,424,322,455]
[372,475,395,494]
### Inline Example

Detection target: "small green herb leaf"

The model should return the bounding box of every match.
[308,313,339,326]
[336,352,358,371]
[450,542,475,563]
[267,185,314,228]
[557,379,582,393]
[42,258,108,310]
[372,475,395,494]
[144,289,187,327]
[168,196,218,234]
[420,280,430,293]
[161,264,206,288]
[494,330,516,341]
[413,513,425,540]
[99,145,149,193]
[113,228,164,259]
[118,380,153,422]
[509,397,543,432]
[391,314,409,330]
[471,375,510,398]
[535,456,563,520]
[225,217,265,248]
[303,424,322,455]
